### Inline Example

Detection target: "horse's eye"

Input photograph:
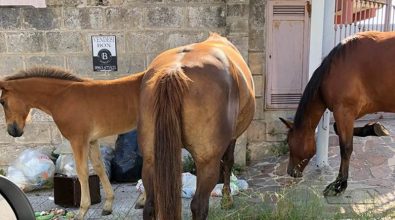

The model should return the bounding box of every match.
[0,100,5,106]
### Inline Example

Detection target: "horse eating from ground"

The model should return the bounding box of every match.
[280,31,395,196]
[0,33,255,220]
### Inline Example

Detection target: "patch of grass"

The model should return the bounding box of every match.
[209,186,392,220]
[0,168,5,176]
[209,186,327,220]
[269,139,289,157]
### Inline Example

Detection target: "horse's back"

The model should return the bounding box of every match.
[140,34,255,147]
[322,31,395,115]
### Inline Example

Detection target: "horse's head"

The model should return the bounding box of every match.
[279,117,316,178]
[0,81,29,137]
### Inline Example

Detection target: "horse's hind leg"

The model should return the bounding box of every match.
[221,139,236,209]
[191,156,221,220]
[89,140,114,215]
[323,108,355,196]
[70,140,91,220]
[142,159,155,220]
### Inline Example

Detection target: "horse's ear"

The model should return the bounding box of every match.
[279,117,294,129]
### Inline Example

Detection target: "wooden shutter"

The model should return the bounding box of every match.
[266,0,310,109]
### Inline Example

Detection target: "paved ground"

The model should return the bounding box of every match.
[25,118,395,219]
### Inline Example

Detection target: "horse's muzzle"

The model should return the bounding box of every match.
[7,122,23,137]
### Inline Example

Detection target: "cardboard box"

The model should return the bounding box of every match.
[54,174,101,207]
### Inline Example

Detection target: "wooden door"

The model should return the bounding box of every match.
[266,0,311,109]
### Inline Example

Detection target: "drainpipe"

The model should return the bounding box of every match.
[309,0,335,168]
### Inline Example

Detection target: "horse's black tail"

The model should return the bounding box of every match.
[152,67,190,220]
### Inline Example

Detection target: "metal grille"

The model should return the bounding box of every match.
[271,93,302,105]
[334,0,395,44]
[273,5,305,15]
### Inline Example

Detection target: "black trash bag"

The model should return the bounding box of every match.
[100,145,115,180]
[111,130,143,182]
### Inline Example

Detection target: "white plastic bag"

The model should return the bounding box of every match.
[55,154,96,177]
[136,172,249,198]
[7,149,55,192]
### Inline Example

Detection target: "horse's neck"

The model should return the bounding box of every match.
[12,79,75,115]
[297,95,326,132]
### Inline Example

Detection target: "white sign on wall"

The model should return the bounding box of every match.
[91,35,117,72]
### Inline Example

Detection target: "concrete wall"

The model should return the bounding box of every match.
[0,0,293,169]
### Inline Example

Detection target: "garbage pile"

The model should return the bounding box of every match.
[136,172,249,198]
[6,149,55,192]
[34,208,74,220]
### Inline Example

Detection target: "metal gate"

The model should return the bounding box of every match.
[334,0,395,44]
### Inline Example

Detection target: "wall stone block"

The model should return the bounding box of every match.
[46,32,84,53]
[248,51,264,75]
[227,3,249,17]
[25,56,65,68]
[249,29,264,51]
[6,32,45,53]
[226,17,248,33]
[23,8,62,30]
[187,6,226,28]
[165,32,207,49]
[0,33,6,53]
[0,125,16,144]
[0,8,21,30]
[122,53,147,74]
[66,54,94,77]
[64,8,104,30]
[253,97,264,120]
[235,132,247,166]
[249,0,265,29]
[14,124,52,144]
[105,7,127,30]
[0,55,24,75]
[127,31,164,53]
[146,6,184,28]
[252,75,263,97]
[247,119,265,143]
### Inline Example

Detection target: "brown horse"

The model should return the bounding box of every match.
[0,33,254,219]
[280,31,395,196]
[0,67,145,219]
[138,33,255,220]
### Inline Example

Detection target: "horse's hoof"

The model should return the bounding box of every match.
[323,179,347,197]
[373,122,390,136]
[220,196,234,210]
[135,201,145,209]
[135,193,146,209]
[102,209,112,216]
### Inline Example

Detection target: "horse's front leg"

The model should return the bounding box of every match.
[324,110,354,196]
[89,140,114,215]
[70,140,91,219]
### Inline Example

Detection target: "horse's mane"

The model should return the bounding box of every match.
[293,36,359,128]
[5,66,85,82]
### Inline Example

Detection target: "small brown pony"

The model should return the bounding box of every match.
[0,67,144,219]
[280,31,395,196]
[0,33,255,220]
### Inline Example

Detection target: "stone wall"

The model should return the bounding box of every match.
[0,0,294,169]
